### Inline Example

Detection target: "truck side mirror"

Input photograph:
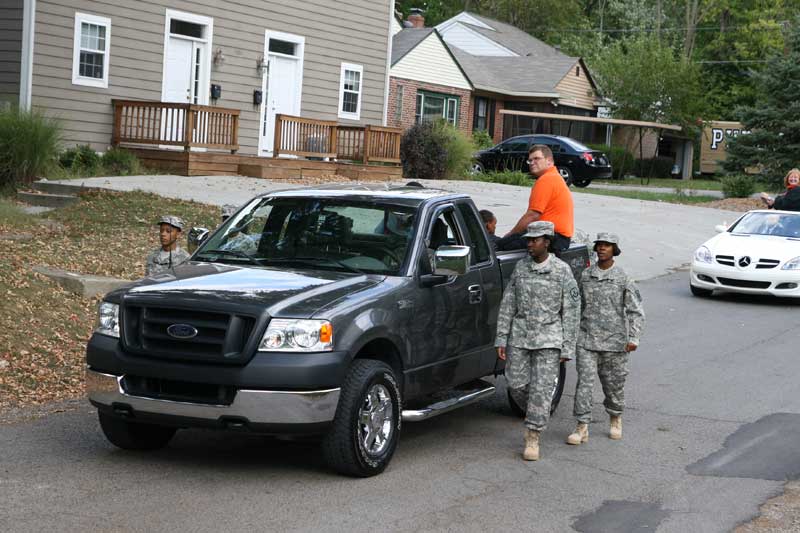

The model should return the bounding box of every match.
[188,227,210,253]
[433,245,471,276]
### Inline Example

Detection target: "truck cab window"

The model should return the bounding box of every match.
[457,203,490,264]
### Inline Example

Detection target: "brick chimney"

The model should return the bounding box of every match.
[407,8,425,28]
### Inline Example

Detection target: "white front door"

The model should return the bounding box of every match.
[164,37,194,104]
[259,32,305,155]
[161,10,213,147]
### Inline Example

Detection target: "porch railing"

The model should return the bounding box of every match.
[273,114,401,165]
[111,100,240,153]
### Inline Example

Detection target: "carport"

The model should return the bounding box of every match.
[499,109,694,179]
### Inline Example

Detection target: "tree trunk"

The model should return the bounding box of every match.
[684,0,700,59]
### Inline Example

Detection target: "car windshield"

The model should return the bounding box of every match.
[728,211,800,238]
[195,196,417,275]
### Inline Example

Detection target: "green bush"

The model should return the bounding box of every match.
[435,120,474,180]
[473,170,532,187]
[472,129,494,150]
[101,147,142,175]
[721,174,757,198]
[0,108,62,191]
[588,143,635,179]
[400,120,474,180]
[59,144,101,174]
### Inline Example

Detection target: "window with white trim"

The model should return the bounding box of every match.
[338,63,363,120]
[72,13,111,88]
[415,91,459,126]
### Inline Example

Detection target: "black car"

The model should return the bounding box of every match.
[472,134,612,188]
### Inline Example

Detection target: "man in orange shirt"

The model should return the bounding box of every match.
[503,144,574,252]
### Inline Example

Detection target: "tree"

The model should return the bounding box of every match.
[723,19,800,187]
[593,36,703,125]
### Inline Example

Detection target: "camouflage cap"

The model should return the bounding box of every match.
[523,220,555,239]
[594,232,620,245]
[221,204,237,219]
[157,215,184,231]
[594,232,621,255]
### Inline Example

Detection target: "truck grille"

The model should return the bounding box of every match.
[121,305,257,363]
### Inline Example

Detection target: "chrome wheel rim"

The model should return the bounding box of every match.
[358,384,394,456]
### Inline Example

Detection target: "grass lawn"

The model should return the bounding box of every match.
[573,187,719,205]
[0,191,219,410]
[593,177,723,190]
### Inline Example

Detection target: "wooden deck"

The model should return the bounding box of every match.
[127,148,404,181]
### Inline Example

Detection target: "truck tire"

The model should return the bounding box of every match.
[322,359,401,477]
[507,361,566,418]
[98,412,176,451]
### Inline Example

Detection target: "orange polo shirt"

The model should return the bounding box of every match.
[528,166,574,238]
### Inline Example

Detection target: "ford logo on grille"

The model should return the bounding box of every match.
[167,323,198,339]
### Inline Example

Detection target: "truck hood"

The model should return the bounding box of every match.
[121,262,384,318]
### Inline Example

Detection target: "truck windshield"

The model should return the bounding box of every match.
[196,196,417,275]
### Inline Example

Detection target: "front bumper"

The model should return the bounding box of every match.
[690,261,800,297]
[86,369,340,430]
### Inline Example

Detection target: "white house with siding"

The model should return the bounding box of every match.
[1,0,395,157]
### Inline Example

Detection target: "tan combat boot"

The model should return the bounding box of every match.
[566,423,589,445]
[609,415,622,440]
[523,429,540,461]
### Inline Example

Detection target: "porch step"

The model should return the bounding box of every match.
[401,379,496,422]
[17,190,78,208]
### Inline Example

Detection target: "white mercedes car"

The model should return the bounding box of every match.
[690,209,800,298]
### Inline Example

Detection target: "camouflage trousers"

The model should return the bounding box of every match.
[506,347,561,432]
[573,347,629,424]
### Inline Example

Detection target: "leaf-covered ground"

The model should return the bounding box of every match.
[0,190,219,410]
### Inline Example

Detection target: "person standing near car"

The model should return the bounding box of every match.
[503,145,574,251]
[145,215,191,276]
[566,233,645,446]
[496,221,580,461]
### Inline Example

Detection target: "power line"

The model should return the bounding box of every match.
[550,25,785,33]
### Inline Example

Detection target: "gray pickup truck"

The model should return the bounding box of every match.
[86,184,588,476]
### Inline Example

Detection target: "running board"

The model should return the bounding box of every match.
[401,380,496,422]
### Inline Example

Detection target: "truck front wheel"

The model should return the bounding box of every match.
[98,412,176,450]
[507,361,566,417]
[322,360,401,477]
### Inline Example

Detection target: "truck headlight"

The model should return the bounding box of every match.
[782,256,800,270]
[95,302,120,338]
[259,319,333,352]
[694,245,713,264]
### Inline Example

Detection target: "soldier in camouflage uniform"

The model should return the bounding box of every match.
[496,220,581,461]
[145,215,191,276]
[566,233,645,445]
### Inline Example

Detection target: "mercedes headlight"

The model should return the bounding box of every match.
[259,319,333,352]
[782,256,800,270]
[694,245,713,264]
[95,302,120,338]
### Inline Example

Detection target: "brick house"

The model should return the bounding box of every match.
[387,13,472,133]
[437,12,603,145]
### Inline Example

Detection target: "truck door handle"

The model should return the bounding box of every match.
[468,284,482,304]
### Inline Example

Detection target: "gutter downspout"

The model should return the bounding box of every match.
[19,0,36,111]
[381,0,394,126]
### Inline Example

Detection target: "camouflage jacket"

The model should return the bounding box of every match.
[494,254,581,359]
[578,263,645,351]
[145,246,191,276]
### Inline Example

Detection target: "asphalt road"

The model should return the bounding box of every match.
[2,272,799,532]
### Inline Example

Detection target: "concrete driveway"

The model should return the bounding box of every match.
[50,175,741,281]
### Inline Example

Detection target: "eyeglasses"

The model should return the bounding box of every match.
[526,157,545,165]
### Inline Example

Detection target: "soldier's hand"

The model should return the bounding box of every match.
[497,346,506,360]
[625,343,638,352]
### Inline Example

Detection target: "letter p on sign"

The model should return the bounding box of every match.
[710,128,724,150]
